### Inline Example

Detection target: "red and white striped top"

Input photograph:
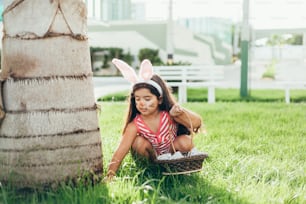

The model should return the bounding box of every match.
[134,111,178,155]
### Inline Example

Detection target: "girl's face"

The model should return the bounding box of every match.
[134,88,161,116]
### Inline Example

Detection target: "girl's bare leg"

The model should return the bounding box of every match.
[132,136,155,159]
[173,135,194,153]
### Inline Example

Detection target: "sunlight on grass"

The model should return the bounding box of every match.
[1,102,305,204]
[96,102,306,204]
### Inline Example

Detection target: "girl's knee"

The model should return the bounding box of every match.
[173,135,194,153]
[132,136,153,158]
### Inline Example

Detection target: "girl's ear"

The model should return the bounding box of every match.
[112,58,138,83]
[139,59,153,81]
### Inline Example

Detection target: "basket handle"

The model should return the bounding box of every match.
[170,109,194,153]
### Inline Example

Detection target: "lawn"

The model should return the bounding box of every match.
[1,101,305,204]
[98,102,306,204]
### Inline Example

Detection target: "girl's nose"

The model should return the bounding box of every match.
[140,100,146,106]
[137,99,144,106]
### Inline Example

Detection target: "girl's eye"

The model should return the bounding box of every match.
[145,97,151,101]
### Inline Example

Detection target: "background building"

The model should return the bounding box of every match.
[85,0,132,21]
[86,0,232,66]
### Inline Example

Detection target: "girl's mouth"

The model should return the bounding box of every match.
[139,108,148,112]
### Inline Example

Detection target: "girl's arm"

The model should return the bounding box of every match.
[105,122,138,181]
[169,104,202,132]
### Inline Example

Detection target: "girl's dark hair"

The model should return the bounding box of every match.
[122,74,190,135]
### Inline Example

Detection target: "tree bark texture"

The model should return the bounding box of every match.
[0,0,103,187]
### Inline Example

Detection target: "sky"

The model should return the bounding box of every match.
[132,0,306,29]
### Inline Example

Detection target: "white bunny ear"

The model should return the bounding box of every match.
[112,58,138,83]
[139,59,153,81]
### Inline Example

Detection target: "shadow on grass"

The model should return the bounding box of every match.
[130,157,250,204]
[1,175,111,204]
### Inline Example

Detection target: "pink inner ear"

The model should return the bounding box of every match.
[112,58,138,83]
[139,59,153,81]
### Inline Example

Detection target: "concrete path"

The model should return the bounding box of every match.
[93,77,130,100]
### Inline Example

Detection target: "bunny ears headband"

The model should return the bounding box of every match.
[112,58,163,96]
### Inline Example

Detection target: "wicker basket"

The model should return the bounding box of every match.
[155,152,208,175]
[154,109,209,175]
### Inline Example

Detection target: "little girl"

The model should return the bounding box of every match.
[105,58,203,181]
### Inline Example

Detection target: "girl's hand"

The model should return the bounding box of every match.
[170,104,183,117]
[102,170,116,183]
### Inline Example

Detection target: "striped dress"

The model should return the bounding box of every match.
[134,111,178,156]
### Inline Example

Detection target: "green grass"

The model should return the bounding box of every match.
[1,102,306,204]
[98,88,306,103]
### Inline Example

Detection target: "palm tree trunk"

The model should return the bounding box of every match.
[0,0,102,187]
